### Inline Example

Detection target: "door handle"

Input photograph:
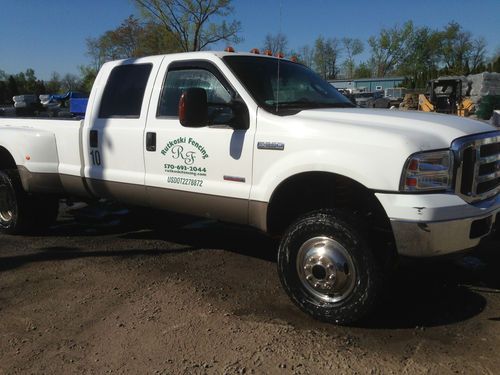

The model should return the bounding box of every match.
[90,130,98,148]
[146,132,156,152]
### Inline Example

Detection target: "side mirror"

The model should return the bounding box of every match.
[179,88,208,127]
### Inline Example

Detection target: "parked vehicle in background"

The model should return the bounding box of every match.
[385,88,407,101]
[1,51,499,324]
[352,91,383,108]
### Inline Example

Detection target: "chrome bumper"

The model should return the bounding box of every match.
[391,202,500,257]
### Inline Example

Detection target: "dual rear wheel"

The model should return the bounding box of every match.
[0,170,59,235]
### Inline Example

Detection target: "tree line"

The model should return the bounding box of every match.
[1,0,499,104]
[0,68,89,105]
[276,21,499,87]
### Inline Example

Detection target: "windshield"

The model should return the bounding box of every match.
[223,55,354,114]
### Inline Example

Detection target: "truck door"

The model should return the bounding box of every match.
[144,58,257,224]
[82,57,163,205]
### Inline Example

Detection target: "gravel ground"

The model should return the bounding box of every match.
[0,203,499,374]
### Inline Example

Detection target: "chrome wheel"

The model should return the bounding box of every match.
[0,210,13,223]
[0,172,16,226]
[296,236,357,303]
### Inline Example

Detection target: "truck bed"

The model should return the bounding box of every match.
[0,117,85,180]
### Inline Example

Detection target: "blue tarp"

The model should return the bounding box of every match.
[47,91,87,102]
[40,91,89,115]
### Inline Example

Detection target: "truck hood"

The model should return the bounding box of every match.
[291,108,496,150]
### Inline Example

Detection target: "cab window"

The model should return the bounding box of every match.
[157,68,233,123]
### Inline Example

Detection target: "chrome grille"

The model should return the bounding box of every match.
[452,131,500,203]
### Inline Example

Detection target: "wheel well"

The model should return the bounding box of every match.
[267,172,396,264]
[0,147,17,171]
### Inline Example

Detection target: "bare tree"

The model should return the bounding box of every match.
[45,72,62,94]
[135,0,241,51]
[469,37,487,72]
[61,74,81,92]
[86,15,179,73]
[297,45,314,68]
[262,33,288,55]
[440,22,471,74]
[314,36,342,80]
[342,37,363,79]
[368,21,413,77]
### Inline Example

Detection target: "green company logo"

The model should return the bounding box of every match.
[161,137,209,177]
[160,137,209,161]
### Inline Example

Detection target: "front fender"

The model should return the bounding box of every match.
[250,148,400,203]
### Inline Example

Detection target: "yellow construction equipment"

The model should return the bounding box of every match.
[417,78,474,117]
[399,93,420,111]
[418,94,434,112]
[457,97,475,117]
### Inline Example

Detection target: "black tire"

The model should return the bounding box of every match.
[0,170,59,235]
[277,209,381,325]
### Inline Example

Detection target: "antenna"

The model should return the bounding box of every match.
[275,0,283,113]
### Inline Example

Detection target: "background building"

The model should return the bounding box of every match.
[330,77,405,92]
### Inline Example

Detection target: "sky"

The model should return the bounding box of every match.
[0,0,498,80]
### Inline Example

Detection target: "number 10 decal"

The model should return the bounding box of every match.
[90,149,101,166]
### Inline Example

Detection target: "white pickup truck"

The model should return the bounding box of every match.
[1,51,499,324]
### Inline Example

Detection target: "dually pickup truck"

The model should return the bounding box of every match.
[1,52,499,324]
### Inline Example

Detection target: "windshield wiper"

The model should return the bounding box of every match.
[266,100,314,108]
[268,101,354,109]
[318,102,355,108]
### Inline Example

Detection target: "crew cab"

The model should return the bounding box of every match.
[1,51,499,324]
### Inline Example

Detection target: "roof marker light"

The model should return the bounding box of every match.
[263,49,273,56]
[250,48,260,54]
[225,46,235,52]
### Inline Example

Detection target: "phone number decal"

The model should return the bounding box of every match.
[167,176,203,187]
[164,164,207,176]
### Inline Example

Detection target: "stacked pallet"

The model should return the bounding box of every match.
[469,73,500,119]
[469,72,500,102]
[12,94,37,108]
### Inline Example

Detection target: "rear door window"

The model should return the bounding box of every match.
[99,64,152,118]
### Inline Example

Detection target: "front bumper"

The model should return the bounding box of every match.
[376,193,500,257]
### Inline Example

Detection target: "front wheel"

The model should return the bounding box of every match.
[277,209,381,325]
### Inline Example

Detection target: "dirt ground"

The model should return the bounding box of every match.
[1,203,499,374]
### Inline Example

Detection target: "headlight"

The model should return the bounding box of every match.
[400,150,454,191]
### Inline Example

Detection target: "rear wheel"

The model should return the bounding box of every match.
[0,170,59,234]
[0,208,13,224]
[277,209,381,325]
